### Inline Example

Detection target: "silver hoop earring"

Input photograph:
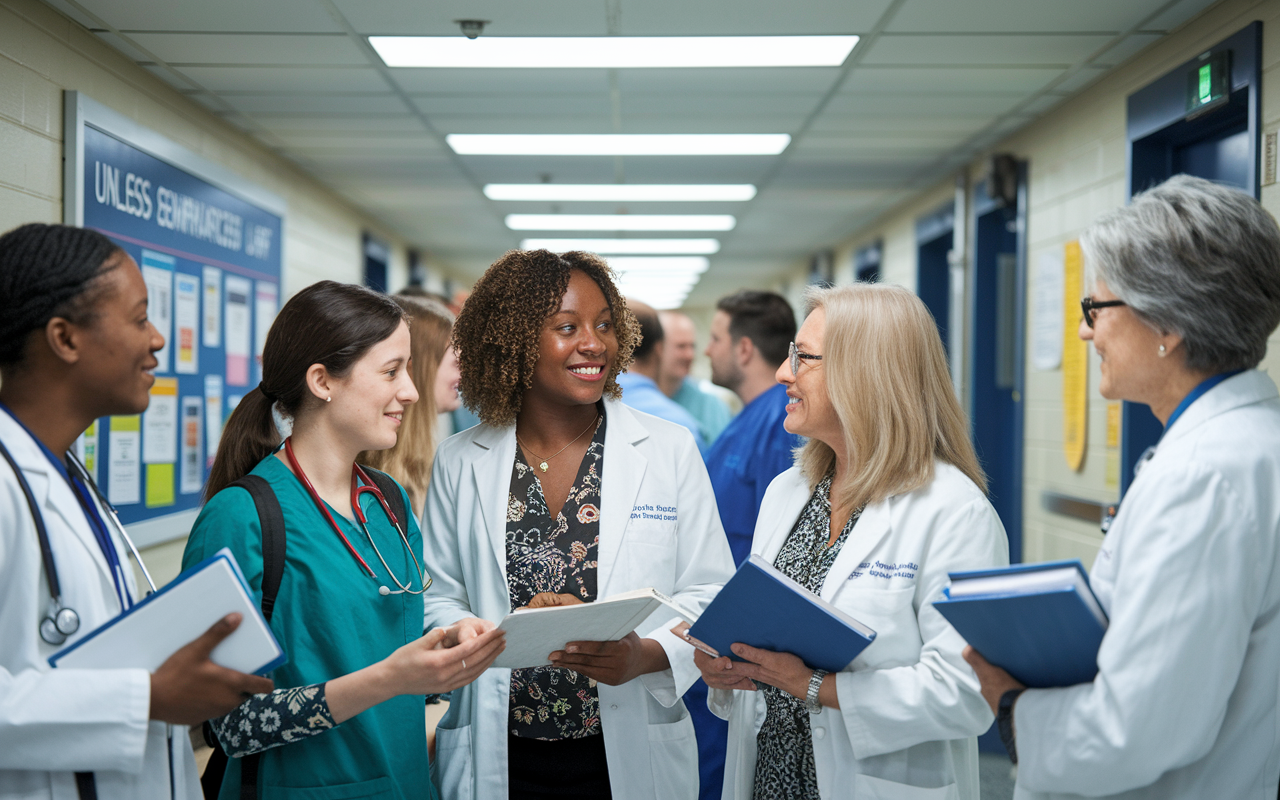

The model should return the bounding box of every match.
[1158,344,1167,357]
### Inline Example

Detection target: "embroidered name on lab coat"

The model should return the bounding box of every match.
[630,503,677,521]
[849,560,918,580]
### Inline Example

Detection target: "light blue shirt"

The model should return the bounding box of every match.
[616,372,709,456]
[672,378,733,444]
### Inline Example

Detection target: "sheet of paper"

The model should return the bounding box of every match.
[1032,249,1064,371]
[141,250,174,374]
[174,272,199,374]
[1062,241,1088,471]
[107,415,141,505]
[181,396,203,495]
[146,464,174,508]
[143,377,178,464]
[202,265,221,348]
[204,374,223,469]
[224,275,252,386]
[254,281,278,384]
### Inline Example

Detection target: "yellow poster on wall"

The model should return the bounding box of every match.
[1063,240,1088,471]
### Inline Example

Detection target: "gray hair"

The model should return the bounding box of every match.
[1081,174,1280,372]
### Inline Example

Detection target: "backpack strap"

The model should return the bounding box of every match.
[201,475,287,800]
[360,466,410,534]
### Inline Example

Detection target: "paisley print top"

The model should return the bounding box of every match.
[507,411,607,740]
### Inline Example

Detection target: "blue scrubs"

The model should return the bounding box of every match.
[688,382,803,800]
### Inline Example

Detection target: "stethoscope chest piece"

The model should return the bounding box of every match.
[40,602,80,645]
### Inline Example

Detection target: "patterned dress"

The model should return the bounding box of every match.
[753,472,861,800]
[507,412,607,740]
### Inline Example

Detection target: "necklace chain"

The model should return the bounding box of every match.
[516,413,599,473]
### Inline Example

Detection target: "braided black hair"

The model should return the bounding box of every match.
[0,223,122,365]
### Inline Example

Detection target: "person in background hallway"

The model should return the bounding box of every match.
[186,281,504,800]
[700,283,1007,800]
[360,294,459,520]
[659,311,733,444]
[966,174,1280,800]
[687,291,804,800]
[422,249,734,800]
[0,223,274,800]
[704,291,804,566]
[616,300,709,455]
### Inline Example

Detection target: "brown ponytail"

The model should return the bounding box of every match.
[205,280,406,499]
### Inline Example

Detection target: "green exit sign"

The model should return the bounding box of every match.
[1187,50,1231,116]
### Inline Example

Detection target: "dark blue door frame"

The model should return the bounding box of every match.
[1120,21,1261,494]
[916,204,955,353]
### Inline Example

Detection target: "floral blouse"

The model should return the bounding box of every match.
[506,411,606,740]
[210,683,335,757]
[753,472,861,800]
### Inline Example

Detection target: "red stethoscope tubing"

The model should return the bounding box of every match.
[283,437,384,578]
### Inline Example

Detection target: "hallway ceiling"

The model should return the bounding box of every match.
[45,0,1219,303]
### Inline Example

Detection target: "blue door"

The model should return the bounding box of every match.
[916,234,952,353]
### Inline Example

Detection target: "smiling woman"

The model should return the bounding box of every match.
[187,280,506,800]
[425,249,735,800]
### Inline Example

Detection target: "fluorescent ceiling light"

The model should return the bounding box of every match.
[370,36,858,69]
[519,238,720,254]
[448,134,789,156]
[607,257,710,273]
[485,184,757,202]
[507,214,735,231]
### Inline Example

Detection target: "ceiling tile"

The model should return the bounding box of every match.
[410,94,613,116]
[1051,65,1110,94]
[173,66,388,93]
[123,33,367,65]
[1090,33,1163,67]
[863,34,1114,66]
[825,93,1027,118]
[221,93,408,114]
[331,0,609,36]
[808,114,990,136]
[886,0,1186,34]
[615,68,840,94]
[1143,0,1221,32]
[75,0,342,32]
[268,131,441,150]
[615,0,891,34]
[842,66,1062,95]
[250,114,424,134]
[392,69,611,94]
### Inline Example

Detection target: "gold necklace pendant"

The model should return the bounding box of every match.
[539,461,549,472]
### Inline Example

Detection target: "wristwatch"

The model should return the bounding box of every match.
[805,669,828,714]
[997,688,1025,763]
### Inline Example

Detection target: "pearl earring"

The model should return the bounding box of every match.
[326,396,332,403]
[1158,344,1167,357]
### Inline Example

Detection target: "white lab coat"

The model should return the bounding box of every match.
[711,462,1008,800]
[1014,369,1280,799]
[0,410,200,800]
[422,398,736,800]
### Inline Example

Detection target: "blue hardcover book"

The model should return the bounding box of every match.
[932,559,1108,688]
[685,554,876,673]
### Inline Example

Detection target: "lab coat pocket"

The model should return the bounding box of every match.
[838,586,919,668]
[271,776,394,799]
[647,715,698,800]
[433,725,473,800]
[853,773,959,799]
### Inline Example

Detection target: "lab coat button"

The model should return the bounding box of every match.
[611,704,618,710]
[812,727,825,740]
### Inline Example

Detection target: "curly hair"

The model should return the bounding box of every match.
[453,249,641,426]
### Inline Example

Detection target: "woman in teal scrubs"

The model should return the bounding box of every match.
[184,281,505,799]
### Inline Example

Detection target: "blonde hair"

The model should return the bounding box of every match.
[360,295,455,516]
[796,283,986,511]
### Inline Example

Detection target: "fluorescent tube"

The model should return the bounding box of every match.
[507,215,735,231]
[484,184,757,202]
[519,239,721,254]
[449,134,789,156]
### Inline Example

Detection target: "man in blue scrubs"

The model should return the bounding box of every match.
[689,290,803,800]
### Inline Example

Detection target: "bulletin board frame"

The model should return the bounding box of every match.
[63,91,288,547]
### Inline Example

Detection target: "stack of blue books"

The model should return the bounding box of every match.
[686,554,877,673]
[932,560,1108,688]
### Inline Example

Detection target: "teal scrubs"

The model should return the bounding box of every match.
[183,455,437,800]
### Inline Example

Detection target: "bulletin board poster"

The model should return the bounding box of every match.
[66,93,284,541]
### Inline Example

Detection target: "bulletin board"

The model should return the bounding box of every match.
[64,91,286,547]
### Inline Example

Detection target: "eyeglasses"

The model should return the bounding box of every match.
[1080,296,1127,328]
[788,341,823,376]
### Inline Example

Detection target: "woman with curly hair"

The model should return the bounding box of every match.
[422,250,735,800]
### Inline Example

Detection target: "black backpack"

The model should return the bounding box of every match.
[200,467,407,800]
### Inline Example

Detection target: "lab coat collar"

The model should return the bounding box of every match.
[1160,369,1279,450]
[0,410,115,589]
[464,397,651,588]
[749,466,899,601]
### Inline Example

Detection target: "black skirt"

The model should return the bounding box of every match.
[508,733,613,800]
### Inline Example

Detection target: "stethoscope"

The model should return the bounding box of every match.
[282,438,430,596]
[0,437,157,646]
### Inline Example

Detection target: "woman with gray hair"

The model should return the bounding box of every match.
[966,174,1280,800]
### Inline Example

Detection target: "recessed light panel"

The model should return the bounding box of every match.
[506,215,735,231]
[448,134,789,156]
[370,36,858,69]
[484,184,757,202]
[519,239,721,254]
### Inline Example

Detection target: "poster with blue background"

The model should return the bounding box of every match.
[72,105,283,539]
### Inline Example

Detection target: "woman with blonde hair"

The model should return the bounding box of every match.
[696,283,1008,800]
[360,294,459,518]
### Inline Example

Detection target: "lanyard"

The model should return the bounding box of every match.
[1163,369,1244,434]
[0,404,132,610]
